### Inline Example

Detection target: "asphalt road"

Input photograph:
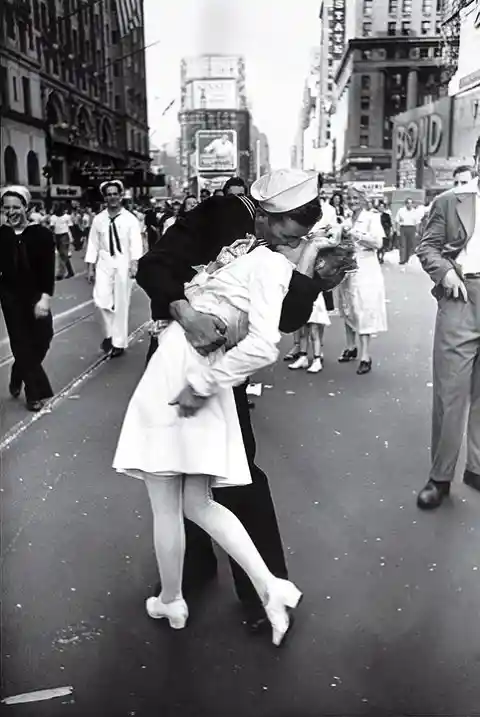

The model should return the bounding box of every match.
[1,254,479,717]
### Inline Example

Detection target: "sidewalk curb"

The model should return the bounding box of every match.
[0,321,148,454]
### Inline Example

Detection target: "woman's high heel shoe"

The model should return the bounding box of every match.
[145,596,189,629]
[356,359,372,375]
[338,348,358,363]
[263,579,303,647]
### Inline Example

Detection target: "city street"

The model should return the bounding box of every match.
[2,255,479,717]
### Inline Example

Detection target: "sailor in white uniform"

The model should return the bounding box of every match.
[85,180,143,357]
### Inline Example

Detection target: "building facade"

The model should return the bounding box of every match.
[1,0,149,201]
[330,0,447,183]
[392,0,480,193]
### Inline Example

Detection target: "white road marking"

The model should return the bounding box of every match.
[0,322,148,454]
[2,686,74,704]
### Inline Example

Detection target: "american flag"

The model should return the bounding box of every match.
[115,0,143,37]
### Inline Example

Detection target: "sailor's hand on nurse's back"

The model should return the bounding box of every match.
[170,300,227,356]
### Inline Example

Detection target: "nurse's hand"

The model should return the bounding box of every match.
[170,301,227,356]
[129,260,138,279]
[169,385,208,418]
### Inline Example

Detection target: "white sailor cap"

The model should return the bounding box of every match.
[250,169,318,213]
[0,185,31,206]
[100,179,125,195]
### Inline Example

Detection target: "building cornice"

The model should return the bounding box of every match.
[334,36,443,85]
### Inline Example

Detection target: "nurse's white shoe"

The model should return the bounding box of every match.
[145,596,189,629]
[307,357,323,373]
[263,579,303,647]
[288,355,309,370]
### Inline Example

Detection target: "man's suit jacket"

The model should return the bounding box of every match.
[416,185,477,298]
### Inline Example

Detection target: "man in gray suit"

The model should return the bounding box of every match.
[416,135,480,510]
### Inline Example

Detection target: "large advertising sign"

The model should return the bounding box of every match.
[196,130,237,172]
[393,97,452,164]
[185,79,238,111]
[183,55,242,82]
[330,0,346,60]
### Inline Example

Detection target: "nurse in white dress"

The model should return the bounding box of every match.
[113,169,322,646]
[337,186,387,375]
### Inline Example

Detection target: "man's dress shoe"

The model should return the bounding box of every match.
[464,470,480,492]
[417,480,451,510]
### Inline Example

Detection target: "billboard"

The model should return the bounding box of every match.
[183,55,242,82]
[330,0,346,60]
[196,130,238,172]
[393,97,452,169]
[185,79,238,110]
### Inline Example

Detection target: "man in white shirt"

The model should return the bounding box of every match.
[416,135,480,509]
[395,198,419,264]
[85,180,143,357]
[50,205,75,279]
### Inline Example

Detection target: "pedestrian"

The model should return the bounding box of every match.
[133,170,335,634]
[223,177,247,196]
[162,200,181,235]
[395,198,419,265]
[114,170,328,645]
[85,179,143,358]
[415,135,480,510]
[50,204,75,279]
[144,199,160,251]
[377,199,393,263]
[0,186,55,412]
[177,194,198,218]
[453,164,476,188]
[337,186,387,375]
[330,191,345,224]
[200,188,211,202]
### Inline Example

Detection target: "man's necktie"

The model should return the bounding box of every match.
[109,214,122,257]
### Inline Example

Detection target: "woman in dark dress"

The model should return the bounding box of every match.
[0,186,55,412]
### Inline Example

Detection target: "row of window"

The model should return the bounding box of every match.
[377,0,445,13]
[363,18,443,36]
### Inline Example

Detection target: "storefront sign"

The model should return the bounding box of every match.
[196,130,237,172]
[50,185,82,199]
[350,181,385,195]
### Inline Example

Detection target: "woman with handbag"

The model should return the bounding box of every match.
[0,186,55,411]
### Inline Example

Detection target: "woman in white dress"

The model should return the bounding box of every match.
[337,187,387,375]
[113,170,323,646]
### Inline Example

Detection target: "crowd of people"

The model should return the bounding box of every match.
[1,136,479,650]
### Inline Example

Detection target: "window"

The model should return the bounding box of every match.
[401,20,411,34]
[361,97,370,110]
[362,21,372,36]
[18,22,27,54]
[422,0,433,14]
[435,21,442,34]
[388,0,398,12]
[436,0,445,11]
[360,115,370,128]
[361,75,371,91]
[130,129,135,151]
[363,0,373,15]
[27,151,40,185]
[115,94,121,109]
[12,76,18,102]
[33,0,40,28]
[402,0,412,13]
[359,131,369,147]
[0,67,8,108]
[421,20,430,34]
[388,21,397,35]
[4,146,19,184]
[22,77,31,115]
[112,30,118,44]
[114,62,120,77]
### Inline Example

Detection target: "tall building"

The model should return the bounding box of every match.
[317,0,347,155]
[391,0,480,193]
[292,48,322,171]
[330,0,447,183]
[1,0,150,201]
[178,54,252,190]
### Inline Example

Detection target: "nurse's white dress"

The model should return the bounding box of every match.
[113,246,294,487]
[337,210,387,335]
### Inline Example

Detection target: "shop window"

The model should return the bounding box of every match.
[27,151,40,186]
[4,146,19,184]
